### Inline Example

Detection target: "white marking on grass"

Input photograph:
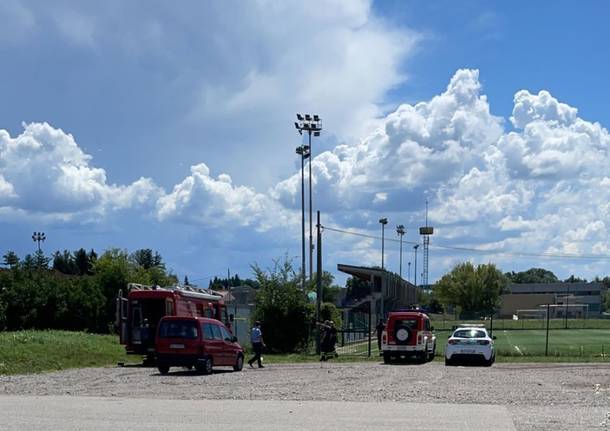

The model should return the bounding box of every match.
[503,330,524,356]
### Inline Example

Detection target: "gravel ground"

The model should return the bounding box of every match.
[2,361,610,430]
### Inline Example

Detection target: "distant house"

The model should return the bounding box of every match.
[337,264,419,327]
[499,282,603,318]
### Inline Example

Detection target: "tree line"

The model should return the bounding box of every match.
[431,263,610,319]
[0,248,177,332]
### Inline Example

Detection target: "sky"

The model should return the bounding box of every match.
[1,0,609,286]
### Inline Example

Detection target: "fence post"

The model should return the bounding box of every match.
[368,300,372,357]
[545,304,550,356]
[490,313,494,338]
[316,210,322,355]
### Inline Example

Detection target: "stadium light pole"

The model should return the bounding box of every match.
[295,144,310,289]
[295,114,322,285]
[379,218,388,270]
[413,244,419,288]
[32,232,46,252]
[396,225,405,279]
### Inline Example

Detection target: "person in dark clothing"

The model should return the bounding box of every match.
[248,321,266,368]
[317,320,338,361]
[376,319,385,353]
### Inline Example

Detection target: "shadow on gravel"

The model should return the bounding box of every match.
[382,359,432,366]
[153,369,234,377]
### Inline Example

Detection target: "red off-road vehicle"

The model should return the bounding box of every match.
[381,311,436,364]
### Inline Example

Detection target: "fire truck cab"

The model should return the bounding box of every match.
[116,283,231,359]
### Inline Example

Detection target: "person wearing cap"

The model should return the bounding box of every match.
[248,321,266,368]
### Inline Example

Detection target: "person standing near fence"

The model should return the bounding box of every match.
[317,320,338,361]
[248,321,265,368]
[376,319,385,353]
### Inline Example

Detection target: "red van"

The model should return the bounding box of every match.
[155,316,244,375]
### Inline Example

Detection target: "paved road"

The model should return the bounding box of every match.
[0,395,516,431]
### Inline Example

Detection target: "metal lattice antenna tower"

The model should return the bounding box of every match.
[419,200,433,289]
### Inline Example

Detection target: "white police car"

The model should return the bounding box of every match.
[445,324,495,366]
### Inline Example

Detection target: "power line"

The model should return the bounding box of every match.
[320,225,610,261]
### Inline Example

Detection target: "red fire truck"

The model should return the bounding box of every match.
[116,283,232,360]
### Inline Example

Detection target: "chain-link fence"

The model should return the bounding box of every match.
[431,312,610,358]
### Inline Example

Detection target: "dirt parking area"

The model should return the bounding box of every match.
[2,361,610,430]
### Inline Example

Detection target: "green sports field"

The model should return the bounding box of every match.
[336,328,610,359]
[435,328,610,357]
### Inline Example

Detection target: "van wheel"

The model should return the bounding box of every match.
[196,357,213,375]
[428,344,436,362]
[383,352,392,364]
[233,355,244,372]
[158,365,169,375]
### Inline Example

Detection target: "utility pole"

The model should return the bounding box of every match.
[295,114,322,286]
[413,244,419,288]
[379,218,388,270]
[316,210,322,354]
[408,262,411,283]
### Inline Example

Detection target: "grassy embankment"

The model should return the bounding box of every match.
[0,330,138,375]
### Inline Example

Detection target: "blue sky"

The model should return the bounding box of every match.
[1,0,609,286]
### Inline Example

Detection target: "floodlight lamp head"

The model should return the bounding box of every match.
[379,218,388,225]
[297,114,304,121]
[313,114,319,121]
[305,114,312,121]
[314,131,320,137]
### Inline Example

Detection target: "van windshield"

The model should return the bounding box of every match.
[158,320,198,339]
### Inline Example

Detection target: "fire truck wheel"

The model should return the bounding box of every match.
[233,354,244,372]
[158,365,169,375]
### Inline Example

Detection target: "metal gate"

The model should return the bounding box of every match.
[336,327,372,356]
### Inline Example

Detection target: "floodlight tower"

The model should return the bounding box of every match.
[32,232,46,252]
[295,114,322,285]
[419,200,434,290]
[396,225,405,279]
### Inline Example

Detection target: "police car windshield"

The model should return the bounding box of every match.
[453,329,486,339]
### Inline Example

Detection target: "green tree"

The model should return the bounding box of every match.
[2,251,20,268]
[130,249,165,270]
[74,248,93,275]
[564,275,587,283]
[53,250,77,275]
[307,271,343,304]
[434,262,508,319]
[33,250,50,269]
[251,257,313,353]
[505,268,559,284]
[345,276,370,300]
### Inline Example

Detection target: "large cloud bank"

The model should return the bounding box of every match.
[2,69,609,274]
